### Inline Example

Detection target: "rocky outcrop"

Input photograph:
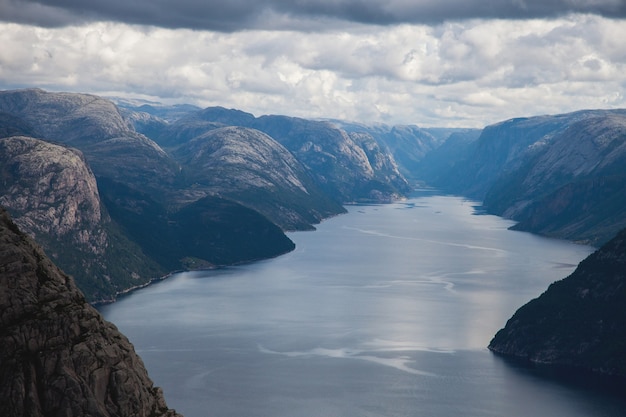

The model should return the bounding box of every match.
[0,136,104,250]
[489,228,626,377]
[0,207,182,417]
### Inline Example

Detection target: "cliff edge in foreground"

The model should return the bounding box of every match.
[0,207,182,417]
[489,228,626,377]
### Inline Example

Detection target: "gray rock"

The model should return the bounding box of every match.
[0,207,182,417]
[173,126,345,230]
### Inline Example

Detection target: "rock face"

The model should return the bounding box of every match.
[485,113,626,245]
[0,207,181,417]
[0,136,165,302]
[0,136,104,248]
[252,115,411,202]
[489,228,626,377]
[334,121,447,179]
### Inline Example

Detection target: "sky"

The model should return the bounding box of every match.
[1,1,626,127]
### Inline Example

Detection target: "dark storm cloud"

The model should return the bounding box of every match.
[2,0,625,30]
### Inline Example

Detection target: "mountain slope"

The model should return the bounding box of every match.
[427,109,626,245]
[482,111,626,245]
[172,126,345,230]
[0,207,181,417]
[252,115,411,202]
[0,136,165,302]
[0,89,299,301]
[98,178,296,270]
[0,88,181,199]
[489,228,626,377]
[151,106,412,204]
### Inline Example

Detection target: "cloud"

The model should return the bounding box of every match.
[2,0,626,31]
[1,13,624,127]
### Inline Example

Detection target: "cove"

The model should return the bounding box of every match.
[99,193,626,417]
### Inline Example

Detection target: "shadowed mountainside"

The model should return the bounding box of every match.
[489,227,626,378]
[425,110,626,246]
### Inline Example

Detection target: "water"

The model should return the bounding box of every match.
[99,194,626,416]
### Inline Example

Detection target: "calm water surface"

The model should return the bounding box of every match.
[99,194,626,416]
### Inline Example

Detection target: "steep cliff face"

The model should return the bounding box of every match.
[0,136,165,302]
[335,121,451,180]
[253,115,411,202]
[0,136,104,250]
[0,207,181,417]
[489,228,626,377]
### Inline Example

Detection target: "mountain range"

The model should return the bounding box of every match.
[2,88,626,302]
[1,86,626,399]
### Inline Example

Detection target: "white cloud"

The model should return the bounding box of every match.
[0,14,625,127]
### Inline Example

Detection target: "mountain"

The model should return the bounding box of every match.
[0,207,182,417]
[172,126,345,230]
[99,178,295,270]
[252,115,412,202]
[410,128,482,184]
[0,88,181,199]
[331,121,444,179]
[489,227,626,378]
[148,107,412,203]
[0,89,297,302]
[427,109,626,245]
[484,112,626,246]
[0,136,165,302]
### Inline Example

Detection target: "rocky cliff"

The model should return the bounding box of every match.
[252,115,412,202]
[485,112,626,245]
[0,207,181,417]
[489,228,626,377]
